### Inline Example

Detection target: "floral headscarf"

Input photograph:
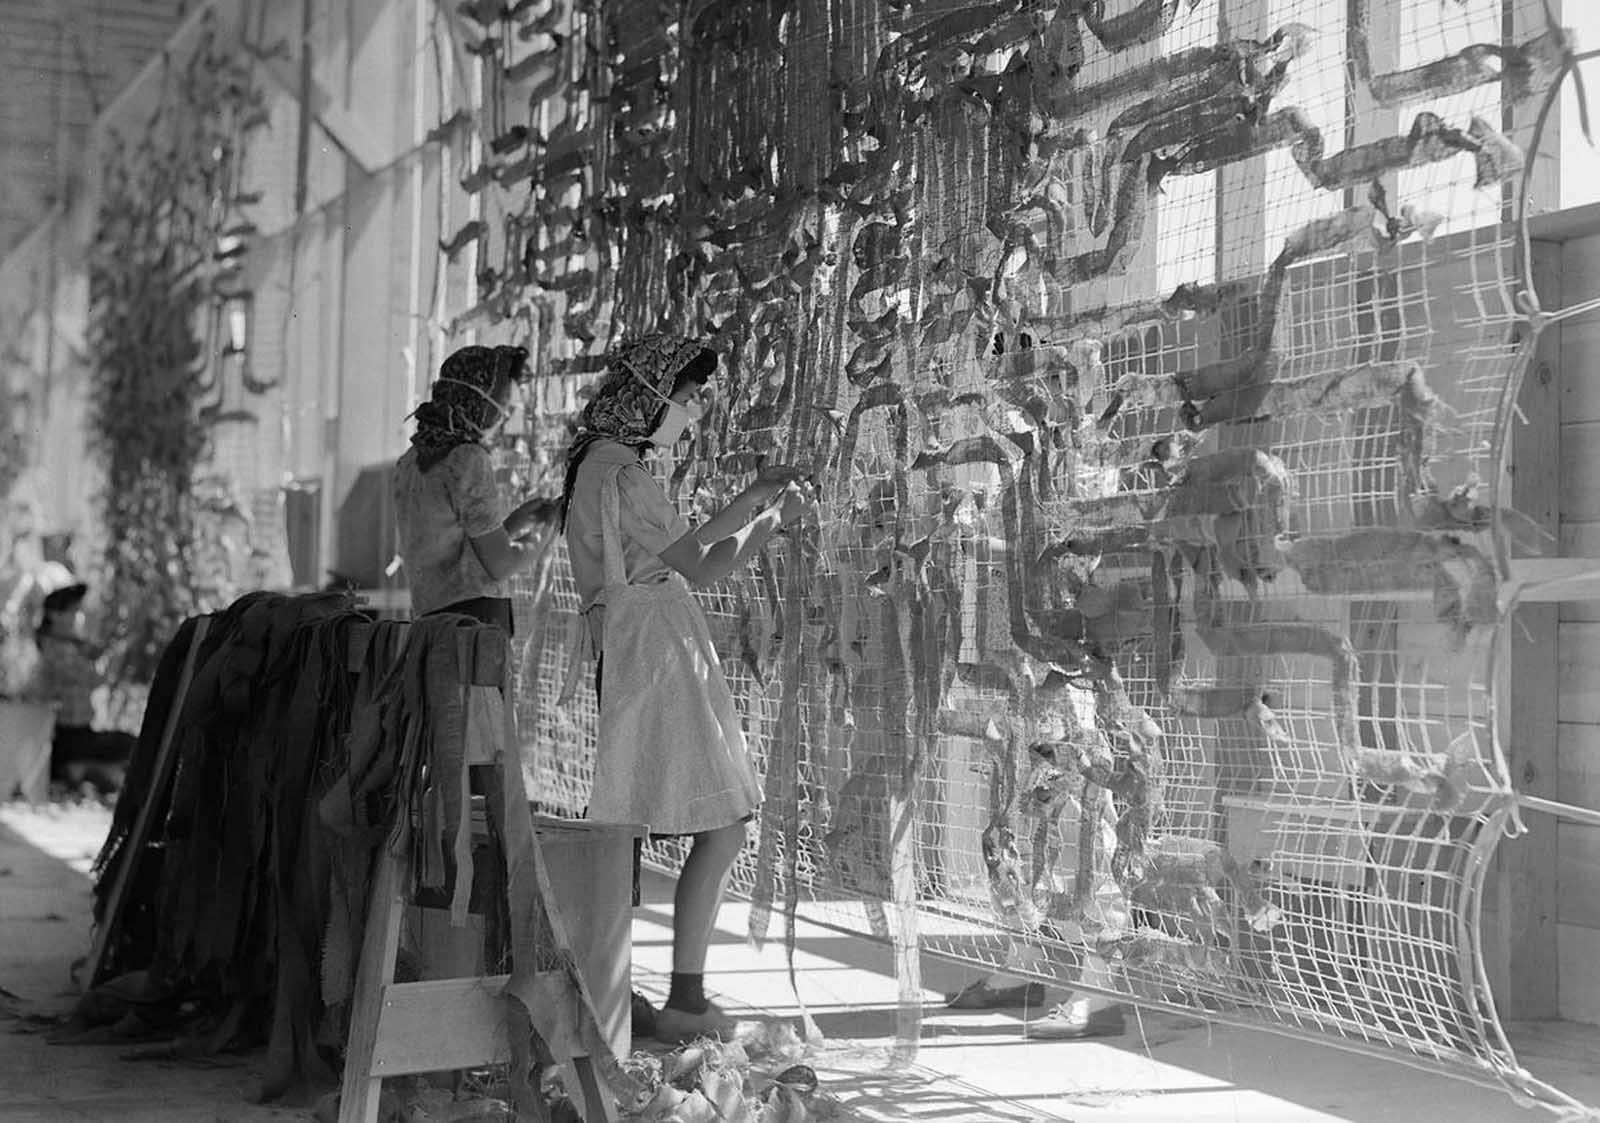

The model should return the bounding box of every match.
[559,334,714,526]
[411,345,529,471]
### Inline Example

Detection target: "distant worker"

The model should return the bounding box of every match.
[30,582,135,794]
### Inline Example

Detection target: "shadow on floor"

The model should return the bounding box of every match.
[0,803,296,1122]
[634,867,1600,1122]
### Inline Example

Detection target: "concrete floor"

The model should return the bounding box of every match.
[3,799,1598,1122]
[630,887,1600,1123]
[0,802,299,1122]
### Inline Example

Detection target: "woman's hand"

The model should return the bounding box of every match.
[775,480,818,527]
[505,496,559,539]
[747,465,811,505]
[663,478,817,585]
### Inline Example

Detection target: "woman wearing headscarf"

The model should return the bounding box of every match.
[394,344,552,628]
[561,333,816,1043]
[28,580,136,792]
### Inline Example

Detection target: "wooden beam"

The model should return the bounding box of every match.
[1296,558,1600,605]
[1489,237,1563,1019]
[1504,558,1600,600]
[250,45,388,174]
[1346,0,1406,816]
[369,975,513,1074]
[90,0,220,139]
[1528,200,1600,244]
[341,619,506,686]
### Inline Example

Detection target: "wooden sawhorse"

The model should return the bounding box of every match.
[337,625,634,1123]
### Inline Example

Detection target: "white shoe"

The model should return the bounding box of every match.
[653,1000,738,1044]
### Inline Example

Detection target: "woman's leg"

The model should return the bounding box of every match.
[670,821,746,978]
[652,820,747,1036]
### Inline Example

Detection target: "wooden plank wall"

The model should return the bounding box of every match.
[1492,240,1563,1019]
[1553,230,1600,1026]
[0,0,186,255]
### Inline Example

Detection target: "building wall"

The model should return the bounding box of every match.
[1553,231,1600,1026]
[0,212,96,558]
[0,0,492,586]
[0,0,188,257]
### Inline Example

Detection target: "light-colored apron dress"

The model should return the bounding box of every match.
[560,461,762,836]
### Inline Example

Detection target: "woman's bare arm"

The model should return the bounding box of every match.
[468,526,541,581]
[659,481,814,586]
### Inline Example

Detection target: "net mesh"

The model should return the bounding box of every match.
[442,0,1588,1112]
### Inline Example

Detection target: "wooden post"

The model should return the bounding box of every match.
[1216,0,1270,283]
[1490,239,1563,1018]
[1344,0,1405,787]
[338,846,407,1123]
[1505,0,1562,221]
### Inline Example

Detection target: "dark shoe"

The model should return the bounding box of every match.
[944,979,1047,1010]
[1024,1002,1126,1040]
[631,990,657,1039]
[654,1000,738,1044]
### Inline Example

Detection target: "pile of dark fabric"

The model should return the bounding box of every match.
[60,590,477,1107]
[319,614,515,1015]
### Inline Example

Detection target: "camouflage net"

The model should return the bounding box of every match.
[429,0,1594,1114]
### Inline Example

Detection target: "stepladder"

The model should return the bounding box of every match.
[337,835,622,1121]
[337,625,634,1123]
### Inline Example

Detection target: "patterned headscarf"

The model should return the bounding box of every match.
[411,345,529,471]
[559,334,715,526]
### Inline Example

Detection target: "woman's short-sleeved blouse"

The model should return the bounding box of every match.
[30,634,99,727]
[393,443,507,614]
[565,440,691,604]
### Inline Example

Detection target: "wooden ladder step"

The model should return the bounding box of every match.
[367,974,512,1075]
